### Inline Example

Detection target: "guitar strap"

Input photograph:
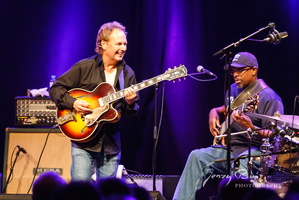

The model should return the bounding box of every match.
[119,69,125,90]
[230,79,268,110]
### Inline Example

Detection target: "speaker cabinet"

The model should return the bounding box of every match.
[2,127,71,194]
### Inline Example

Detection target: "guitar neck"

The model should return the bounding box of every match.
[101,65,187,104]
[102,74,165,104]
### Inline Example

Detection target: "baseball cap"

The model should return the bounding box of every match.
[224,52,259,69]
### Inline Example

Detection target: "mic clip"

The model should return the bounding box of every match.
[17,145,27,154]
[264,28,288,45]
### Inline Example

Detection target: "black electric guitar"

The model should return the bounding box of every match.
[56,65,188,143]
[213,94,260,145]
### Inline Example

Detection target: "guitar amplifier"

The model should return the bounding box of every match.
[122,174,179,200]
[122,174,164,192]
[15,96,57,127]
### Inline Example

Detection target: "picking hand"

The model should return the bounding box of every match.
[73,100,93,114]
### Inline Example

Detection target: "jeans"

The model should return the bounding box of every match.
[173,146,261,200]
[71,146,121,181]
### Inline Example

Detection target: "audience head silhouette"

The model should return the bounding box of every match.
[217,176,253,200]
[52,180,101,200]
[32,171,67,200]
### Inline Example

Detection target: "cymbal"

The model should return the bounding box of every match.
[246,113,284,122]
[246,113,299,130]
[280,115,299,130]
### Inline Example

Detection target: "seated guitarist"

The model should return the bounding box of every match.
[173,52,284,200]
[49,21,139,181]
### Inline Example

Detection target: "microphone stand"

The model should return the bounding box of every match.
[212,22,275,176]
[213,22,275,57]
[152,83,158,191]
[224,53,233,176]
[2,148,22,193]
[246,128,254,178]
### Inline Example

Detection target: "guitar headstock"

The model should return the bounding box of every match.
[243,94,260,113]
[162,65,188,81]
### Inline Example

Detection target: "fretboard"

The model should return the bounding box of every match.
[101,74,165,104]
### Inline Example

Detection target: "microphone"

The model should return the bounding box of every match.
[263,29,288,45]
[196,65,215,76]
[17,145,27,154]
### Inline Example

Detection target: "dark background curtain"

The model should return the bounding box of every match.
[1,0,298,176]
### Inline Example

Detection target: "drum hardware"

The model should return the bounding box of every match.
[215,128,263,178]
[247,111,299,176]
[215,112,299,176]
[268,140,299,174]
[269,122,288,138]
[258,138,272,183]
[214,150,297,163]
[214,128,259,139]
[283,135,299,145]
[215,145,299,175]
[269,123,297,143]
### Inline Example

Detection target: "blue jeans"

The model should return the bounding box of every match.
[71,146,120,181]
[173,146,260,200]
